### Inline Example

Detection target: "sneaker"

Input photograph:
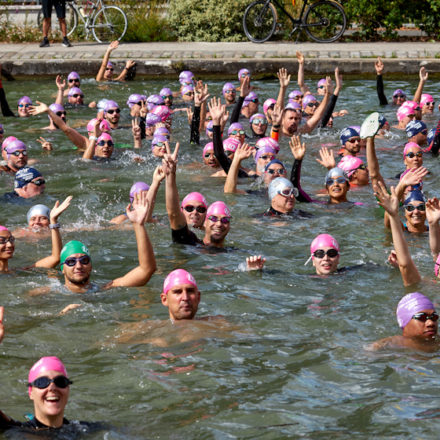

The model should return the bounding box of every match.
[62,37,72,48]
[39,37,50,48]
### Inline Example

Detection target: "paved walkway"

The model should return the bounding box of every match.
[1,41,440,76]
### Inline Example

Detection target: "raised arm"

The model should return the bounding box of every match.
[109,191,156,287]
[132,118,142,149]
[375,182,421,286]
[96,41,118,82]
[146,165,165,222]
[366,137,386,189]
[301,77,331,134]
[0,306,3,344]
[296,51,309,95]
[289,135,313,203]
[164,143,187,230]
[230,76,249,124]
[82,119,99,160]
[316,146,336,170]
[276,67,291,111]
[115,59,136,82]
[319,67,340,128]
[426,197,440,260]
[413,67,428,104]
[224,143,253,194]
[34,196,72,268]
[375,57,388,106]
[0,65,15,117]
[55,75,65,106]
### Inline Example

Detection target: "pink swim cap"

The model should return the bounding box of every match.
[181,192,207,209]
[255,145,276,163]
[256,137,279,154]
[163,269,197,295]
[403,142,421,158]
[396,101,418,122]
[263,98,276,114]
[317,78,326,88]
[2,136,17,151]
[396,292,435,329]
[0,225,9,232]
[206,201,231,218]
[223,137,241,153]
[87,118,111,133]
[338,155,364,177]
[310,234,339,256]
[435,254,440,277]
[129,182,150,203]
[152,105,171,122]
[203,142,214,156]
[5,140,26,157]
[28,356,68,396]
[96,133,113,145]
[181,85,194,96]
[421,94,434,106]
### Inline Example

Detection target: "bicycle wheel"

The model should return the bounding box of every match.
[304,0,346,43]
[243,0,277,43]
[37,3,78,38]
[92,6,127,43]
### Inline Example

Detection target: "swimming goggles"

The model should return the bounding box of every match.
[326,177,347,186]
[307,102,319,108]
[56,111,67,117]
[0,236,15,245]
[68,78,79,83]
[207,215,231,224]
[230,130,245,135]
[224,90,235,94]
[10,150,27,157]
[97,140,114,147]
[18,104,30,108]
[412,312,439,322]
[28,376,73,389]
[252,118,267,125]
[313,249,339,258]
[32,179,45,186]
[277,187,298,198]
[404,203,426,212]
[266,168,286,175]
[64,255,91,267]
[106,108,120,114]
[405,151,423,158]
[347,137,361,143]
[161,95,173,100]
[260,155,274,161]
[184,205,207,214]
[72,94,83,98]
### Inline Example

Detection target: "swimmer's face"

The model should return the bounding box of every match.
[257,153,275,174]
[247,99,259,116]
[95,140,114,158]
[393,94,406,106]
[182,91,194,102]
[162,95,173,107]
[68,93,84,105]
[8,150,28,170]
[104,65,114,80]
[160,283,200,321]
[404,147,423,169]
[145,125,155,137]
[264,106,274,124]
[312,246,340,276]
[282,110,301,136]
[224,89,236,104]
[204,214,231,244]
[423,101,435,114]
[62,252,92,286]
[152,145,166,158]
[263,164,287,186]
[271,191,295,214]
[203,151,219,168]
[30,369,70,425]
[206,130,213,140]
[402,308,438,340]
[182,202,206,229]
[410,131,427,147]
[68,77,80,89]
[344,137,361,155]
[326,178,349,201]
[317,85,326,96]
[0,230,15,260]
[204,114,212,130]
[401,114,415,128]
[17,103,31,117]
[105,108,120,125]
[23,177,46,198]
[29,215,50,230]
[251,118,268,136]
[304,101,318,116]
[351,166,369,186]
[230,130,245,144]
[404,201,426,227]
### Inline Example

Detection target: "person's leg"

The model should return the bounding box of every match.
[59,18,67,37]
[42,17,51,38]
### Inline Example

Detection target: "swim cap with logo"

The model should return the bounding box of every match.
[206,201,231,218]
[396,292,434,328]
[60,240,90,269]
[14,167,42,189]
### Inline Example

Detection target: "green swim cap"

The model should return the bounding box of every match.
[60,240,90,269]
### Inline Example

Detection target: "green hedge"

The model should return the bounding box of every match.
[168,0,250,42]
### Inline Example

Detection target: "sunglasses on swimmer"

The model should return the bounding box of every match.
[106,108,120,114]
[266,168,286,175]
[313,249,339,258]
[184,205,207,213]
[0,235,15,245]
[97,140,114,147]
[204,152,214,158]
[68,78,79,83]
[56,111,67,117]
[404,203,426,212]
[9,150,27,157]
[405,151,423,158]
[72,94,83,98]
[394,94,406,99]
[106,67,114,71]
[207,215,231,224]
[64,255,91,267]
[307,102,319,108]
[28,376,73,389]
[412,312,439,322]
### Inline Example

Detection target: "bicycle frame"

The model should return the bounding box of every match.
[268,0,312,40]
[69,0,103,36]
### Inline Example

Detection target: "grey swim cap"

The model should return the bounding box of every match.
[268,177,294,201]
[27,204,50,224]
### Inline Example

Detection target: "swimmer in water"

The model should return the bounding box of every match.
[306,234,340,275]
[59,191,155,302]
[263,98,276,124]
[180,192,208,230]
[82,133,114,160]
[64,71,80,96]
[406,120,428,147]
[324,167,350,204]
[96,40,135,82]
[339,127,361,157]
[202,142,220,169]
[0,139,28,174]
[42,103,67,131]
[223,82,236,105]
[420,93,435,115]
[2,167,46,201]
[337,155,369,187]
[17,96,32,117]
[0,197,70,272]
[249,113,268,139]
[103,100,121,130]
[368,292,439,352]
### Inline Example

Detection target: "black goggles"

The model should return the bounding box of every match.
[404,203,426,212]
[184,205,207,213]
[64,255,91,267]
[313,249,339,258]
[412,312,439,322]
[97,140,114,147]
[32,179,45,186]
[106,108,120,114]
[29,375,72,389]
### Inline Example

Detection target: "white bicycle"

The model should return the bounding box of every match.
[37,0,128,43]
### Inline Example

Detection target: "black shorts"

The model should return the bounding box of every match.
[42,0,66,19]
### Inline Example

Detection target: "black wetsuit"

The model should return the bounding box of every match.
[190,105,201,145]
[263,206,312,218]
[171,225,203,246]
[0,79,15,117]
[376,74,389,106]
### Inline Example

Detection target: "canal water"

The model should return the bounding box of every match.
[1,75,440,439]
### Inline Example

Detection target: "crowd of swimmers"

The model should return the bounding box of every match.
[0,44,440,432]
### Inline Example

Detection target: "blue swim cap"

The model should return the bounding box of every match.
[14,167,42,189]
[406,120,427,138]
[404,190,426,206]
[340,127,359,146]
[264,159,285,172]
[378,114,388,129]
